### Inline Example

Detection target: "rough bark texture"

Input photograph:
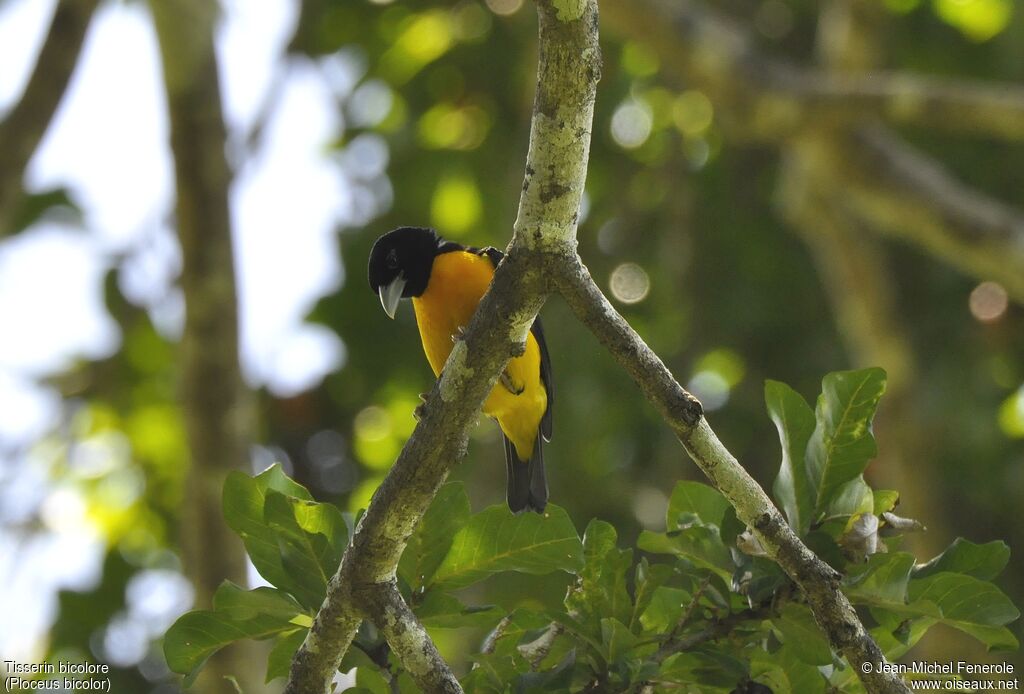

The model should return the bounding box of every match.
[150,2,260,692]
[0,0,99,237]
[285,2,908,694]
[555,261,908,691]
[284,2,599,692]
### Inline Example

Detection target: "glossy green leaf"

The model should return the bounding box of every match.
[826,475,874,518]
[666,481,729,530]
[906,572,1020,650]
[266,628,307,683]
[766,380,816,535]
[222,465,316,596]
[914,538,1010,581]
[750,644,827,694]
[806,368,887,515]
[565,520,634,630]
[770,603,832,666]
[845,552,915,606]
[630,559,673,631]
[164,582,306,681]
[264,489,348,610]
[414,591,504,629]
[600,618,639,664]
[872,489,900,515]
[637,527,732,574]
[431,504,583,589]
[659,650,746,690]
[400,482,472,590]
[638,586,690,634]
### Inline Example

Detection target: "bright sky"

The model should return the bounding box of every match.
[0,0,357,670]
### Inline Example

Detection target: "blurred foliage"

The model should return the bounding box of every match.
[166,369,1018,691]
[4,0,1024,690]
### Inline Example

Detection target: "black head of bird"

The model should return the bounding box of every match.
[367,226,441,318]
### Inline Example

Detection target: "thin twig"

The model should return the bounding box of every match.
[553,257,910,694]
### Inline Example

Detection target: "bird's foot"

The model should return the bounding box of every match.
[413,392,429,421]
[451,325,468,343]
[499,371,524,395]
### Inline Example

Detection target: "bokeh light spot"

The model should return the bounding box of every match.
[687,371,730,411]
[998,387,1024,438]
[430,174,482,236]
[452,3,492,41]
[354,406,391,442]
[621,41,659,77]
[968,281,1008,323]
[672,90,713,137]
[610,99,653,149]
[934,0,1012,41]
[609,263,651,305]
[486,0,524,16]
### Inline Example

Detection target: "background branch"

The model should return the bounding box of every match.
[601,0,1024,298]
[0,0,99,237]
[149,1,261,692]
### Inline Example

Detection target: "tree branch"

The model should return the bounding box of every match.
[601,0,1024,301]
[602,0,1024,141]
[283,2,601,692]
[824,128,1024,301]
[554,258,911,694]
[363,581,461,693]
[0,0,99,237]
[150,1,259,692]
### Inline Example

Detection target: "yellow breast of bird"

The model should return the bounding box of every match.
[412,250,546,459]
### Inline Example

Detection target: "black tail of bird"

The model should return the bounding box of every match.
[503,434,548,514]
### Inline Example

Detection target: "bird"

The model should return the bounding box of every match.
[367,226,553,513]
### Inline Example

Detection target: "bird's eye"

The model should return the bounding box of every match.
[385,248,399,269]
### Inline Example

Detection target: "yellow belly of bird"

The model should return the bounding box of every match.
[412,251,546,461]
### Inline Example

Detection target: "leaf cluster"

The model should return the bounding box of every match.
[163,369,1018,692]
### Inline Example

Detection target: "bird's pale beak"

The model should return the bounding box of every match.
[378,275,406,319]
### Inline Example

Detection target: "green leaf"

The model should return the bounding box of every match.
[356,665,391,694]
[164,582,306,681]
[805,368,887,515]
[414,591,504,629]
[600,618,639,664]
[770,603,832,666]
[638,586,691,634]
[514,649,577,692]
[914,538,1010,581]
[872,489,900,515]
[750,644,827,694]
[845,552,915,606]
[565,520,634,630]
[222,465,318,597]
[431,504,583,589]
[659,650,746,690]
[266,628,307,683]
[826,475,874,518]
[766,380,816,535]
[637,527,732,575]
[400,482,472,590]
[263,490,348,610]
[906,572,1020,650]
[667,481,729,530]
[630,559,673,631]
[462,653,519,693]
